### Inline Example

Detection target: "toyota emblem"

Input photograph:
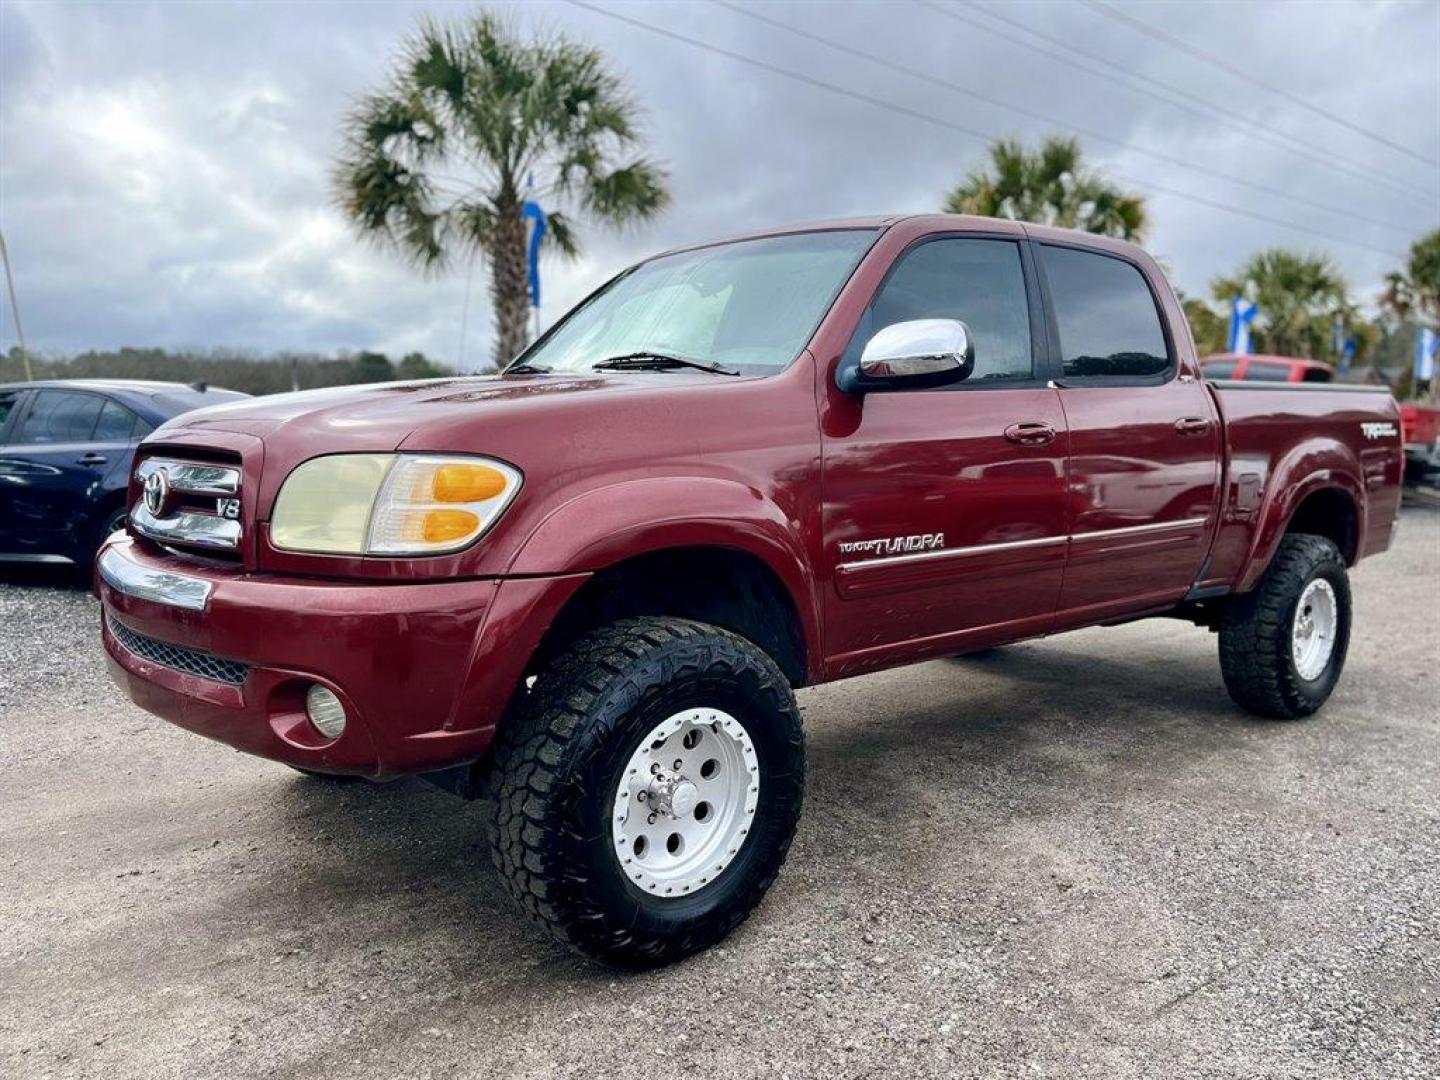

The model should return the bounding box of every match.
[142,468,170,517]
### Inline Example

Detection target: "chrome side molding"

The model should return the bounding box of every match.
[838,533,1066,572]
[837,517,1211,572]
[98,544,213,612]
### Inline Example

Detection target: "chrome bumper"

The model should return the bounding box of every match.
[97,543,214,612]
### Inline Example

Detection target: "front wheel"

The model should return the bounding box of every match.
[485,617,805,967]
[1218,533,1351,719]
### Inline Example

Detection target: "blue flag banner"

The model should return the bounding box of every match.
[1228,296,1258,355]
[1416,327,1439,381]
[1339,336,1356,375]
[1331,314,1344,356]
[522,200,547,309]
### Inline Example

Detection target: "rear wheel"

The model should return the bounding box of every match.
[485,617,805,967]
[1218,533,1351,719]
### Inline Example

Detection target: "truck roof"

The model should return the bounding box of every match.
[653,214,1151,263]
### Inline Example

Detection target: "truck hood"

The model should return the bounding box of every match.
[168,373,694,450]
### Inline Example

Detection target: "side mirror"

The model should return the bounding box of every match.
[842,319,976,393]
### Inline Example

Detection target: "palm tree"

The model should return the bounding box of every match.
[943,136,1147,241]
[1210,250,1348,358]
[1380,228,1440,324]
[334,12,669,366]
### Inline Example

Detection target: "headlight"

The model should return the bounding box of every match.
[270,453,521,556]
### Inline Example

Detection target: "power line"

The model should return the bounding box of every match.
[928,1,1436,205]
[564,1,1409,260]
[716,0,1414,236]
[1083,0,1440,171]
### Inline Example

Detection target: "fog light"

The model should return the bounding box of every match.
[305,684,347,740]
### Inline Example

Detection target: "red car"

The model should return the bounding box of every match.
[1202,353,1335,383]
[97,216,1403,966]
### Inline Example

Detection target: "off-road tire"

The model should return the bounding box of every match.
[1219,533,1351,719]
[485,617,805,968]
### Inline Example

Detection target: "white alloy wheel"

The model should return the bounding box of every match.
[1291,577,1338,681]
[612,708,760,896]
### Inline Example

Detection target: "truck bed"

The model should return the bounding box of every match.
[1201,380,1402,593]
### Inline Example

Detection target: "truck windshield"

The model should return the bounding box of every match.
[516,229,878,376]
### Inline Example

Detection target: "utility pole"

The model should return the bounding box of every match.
[0,227,32,381]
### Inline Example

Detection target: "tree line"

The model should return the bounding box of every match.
[0,346,451,396]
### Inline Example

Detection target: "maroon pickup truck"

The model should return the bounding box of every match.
[97,215,1402,966]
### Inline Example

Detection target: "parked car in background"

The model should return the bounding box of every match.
[1399,401,1440,484]
[0,379,248,567]
[1201,353,1334,383]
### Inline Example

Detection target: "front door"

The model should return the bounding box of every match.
[821,235,1070,677]
[1034,242,1222,623]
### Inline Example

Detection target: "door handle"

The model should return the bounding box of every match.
[1004,421,1056,446]
[77,453,109,466]
[1174,417,1211,437]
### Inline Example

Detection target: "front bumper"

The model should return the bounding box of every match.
[97,538,587,778]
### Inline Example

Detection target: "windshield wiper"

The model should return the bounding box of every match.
[503,361,552,375]
[591,351,740,376]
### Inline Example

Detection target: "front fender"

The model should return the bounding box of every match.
[506,476,822,677]
[1238,439,1365,593]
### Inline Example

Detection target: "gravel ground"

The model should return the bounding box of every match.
[2,504,1437,1080]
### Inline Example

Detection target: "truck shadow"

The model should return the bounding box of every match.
[206,634,1264,986]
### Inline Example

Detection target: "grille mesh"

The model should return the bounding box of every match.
[107,615,250,686]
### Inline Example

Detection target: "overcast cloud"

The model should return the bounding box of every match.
[1,0,1436,369]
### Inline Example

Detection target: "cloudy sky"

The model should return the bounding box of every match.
[2,0,1436,370]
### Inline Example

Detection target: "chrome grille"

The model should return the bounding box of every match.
[107,614,250,686]
[132,457,243,552]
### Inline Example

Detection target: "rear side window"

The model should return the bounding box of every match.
[1302,366,1333,383]
[1202,361,1238,379]
[94,399,140,441]
[1245,362,1291,382]
[1041,246,1171,381]
[15,390,105,444]
[863,238,1034,382]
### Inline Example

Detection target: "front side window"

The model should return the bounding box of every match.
[521,230,877,375]
[15,391,104,444]
[1041,245,1171,381]
[859,238,1034,382]
[1202,360,1238,379]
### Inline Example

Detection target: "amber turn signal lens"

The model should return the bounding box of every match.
[431,463,509,503]
[420,509,481,543]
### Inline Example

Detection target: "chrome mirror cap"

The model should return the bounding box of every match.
[853,318,975,389]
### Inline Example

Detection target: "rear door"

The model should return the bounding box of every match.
[821,234,1069,673]
[1035,242,1221,623]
